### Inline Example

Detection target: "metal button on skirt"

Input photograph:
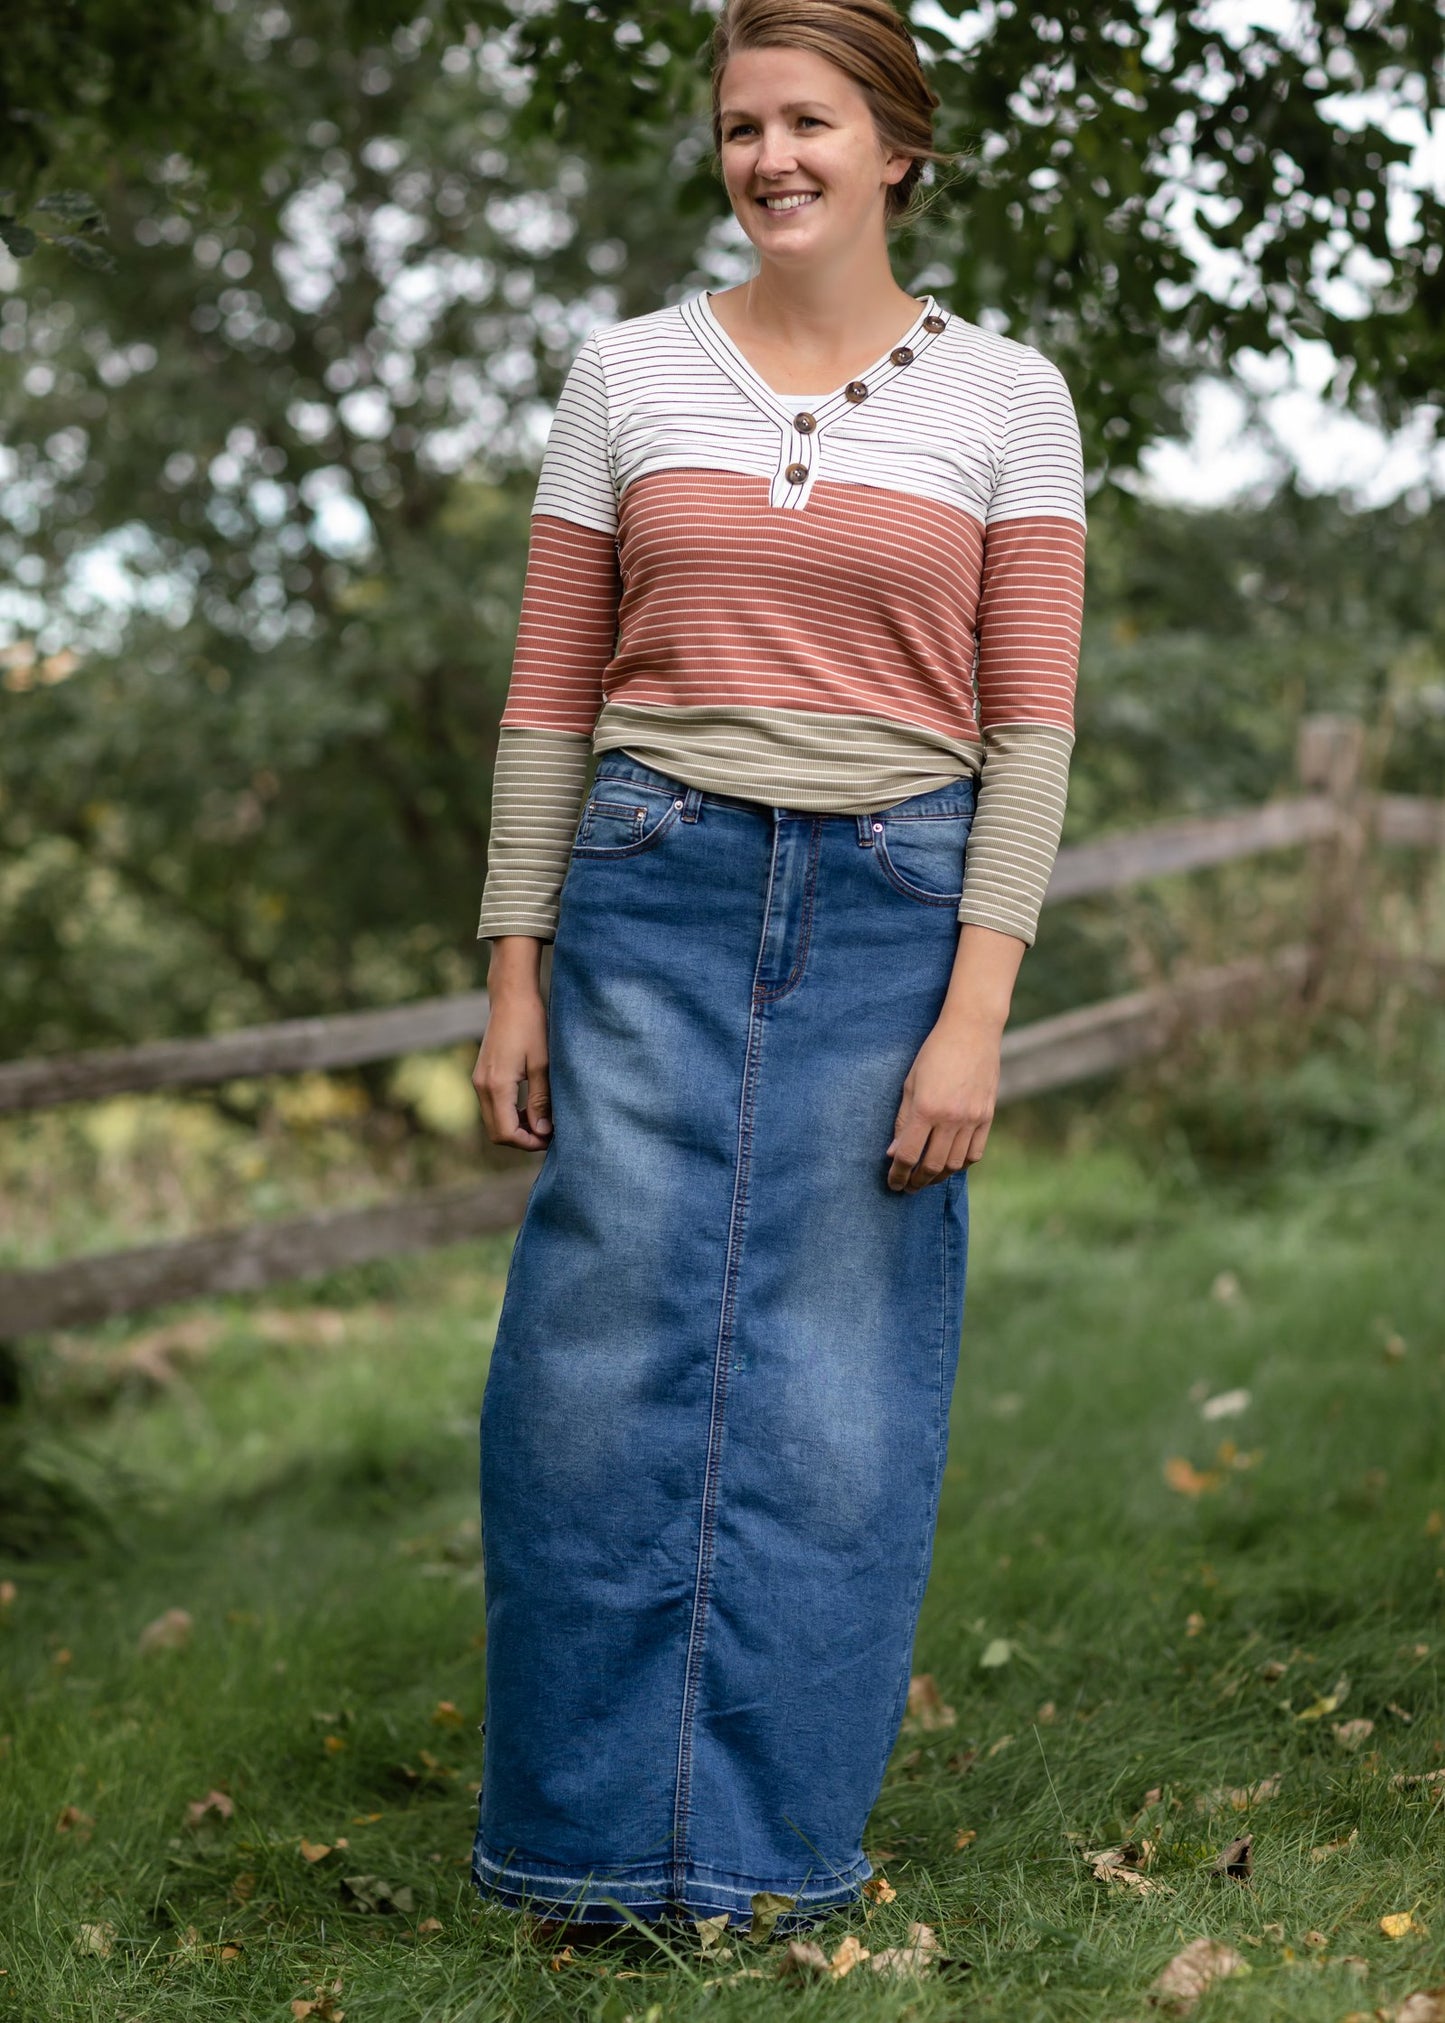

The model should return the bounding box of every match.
[472,750,978,1930]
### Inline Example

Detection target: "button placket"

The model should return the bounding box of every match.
[686,292,950,511]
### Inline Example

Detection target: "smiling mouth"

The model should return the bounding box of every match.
[757,192,820,212]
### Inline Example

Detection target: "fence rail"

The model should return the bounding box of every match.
[1,715,1441,1339]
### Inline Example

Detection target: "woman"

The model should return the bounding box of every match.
[469,0,1085,1938]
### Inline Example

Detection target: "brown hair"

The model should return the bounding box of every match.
[708,0,953,229]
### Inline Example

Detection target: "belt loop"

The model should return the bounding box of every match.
[856,811,875,847]
[682,785,704,824]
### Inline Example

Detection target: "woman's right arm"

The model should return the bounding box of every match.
[472,334,620,1150]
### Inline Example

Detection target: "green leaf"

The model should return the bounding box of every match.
[28,189,102,222]
[746,1891,796,1942]
[52,235,116,272]
[0,217,37,257]
[980,1638,1016,1668]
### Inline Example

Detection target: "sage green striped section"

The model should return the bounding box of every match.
[477,712,1074,946]
[593,700,979,810]
[476,728,592,942]
[957,722,1075,944]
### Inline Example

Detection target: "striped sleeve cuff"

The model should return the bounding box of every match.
[957,722,1074,946]
[476,727,593,942]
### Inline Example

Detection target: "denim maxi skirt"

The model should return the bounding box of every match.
[472,750,977,1930]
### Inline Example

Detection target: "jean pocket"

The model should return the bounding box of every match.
[874,808,973,906]
[572,775,684,858]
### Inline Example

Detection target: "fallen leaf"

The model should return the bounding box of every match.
[987,1732,1014,1757]
[547,1946,574,1969]
[431,1700,464,1728]
[1200,1388,1251,1420]
[1303,1928,1328,1947]
[1427,1512,1444,1538]
[1391,1770,1445,1791]
[137,1608,193,1655]
[1310,1830,1358,1861]
[946,1748,978,1774]
[1087,1841,1154,1874]
[1211,1270,1242,1304]
[862,1874,896,1902]
[1216,1438,1263,1470]
[776,1939,830,1980]
[1185,1612,1206,1638]
[1149,1937,1248,2012]
[417,1917,443,1936]
[829,1935,871,1977]
[905,1674,956,1729]
[1164,1457,1223,1497]
[1209,1834,1253,1882]
[74,1921,116,1957]
[1382,1911,1423,1940]
[1037,1700,1057,1723]
[55,1804,94,1840]
[979,1638,1015,1668]
[340,1875,414,1915]
[229,1872,257,1903]
[0,1581,15,1609]
[1258,1658,1289,1681]
[1338,1954,1369,1977]
[1296,1675,1350,1721]
[1391,1992,1445,2023]
[1383,1332,1408,1362]
[693,1913,730,1953]
[1195,1775,1282,1813]
[1333,1718,1376,1749]
[1388,1703,1415,1724]
[322,1734,347,1755]
[869,1921,942,1977]
[299,1839,334,1863]
[746,1891,795,1942]
[185,1789,234,1826]
[954,1828,978,1850]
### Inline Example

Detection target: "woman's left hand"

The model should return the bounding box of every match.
[885,1011,1002,1191]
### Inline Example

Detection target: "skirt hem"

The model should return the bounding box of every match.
[471,1839,870,1927]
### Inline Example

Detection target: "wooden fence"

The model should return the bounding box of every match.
[1,714,1441,1340]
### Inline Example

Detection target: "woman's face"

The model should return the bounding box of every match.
[717,44,911,268]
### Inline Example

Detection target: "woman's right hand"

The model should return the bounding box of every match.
[473,937,554,1152]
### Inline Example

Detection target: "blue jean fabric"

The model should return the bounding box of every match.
[473,751,977,1930]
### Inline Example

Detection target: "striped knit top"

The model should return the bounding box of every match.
[477,288,1086,948]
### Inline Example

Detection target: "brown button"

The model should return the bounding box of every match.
[843,380,868,404]
[784,461,809,484]
[923,313,946,333]
[793,410,816,433]
[890,345,914,367]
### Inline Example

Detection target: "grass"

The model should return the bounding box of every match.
[1,1113,1443,2022]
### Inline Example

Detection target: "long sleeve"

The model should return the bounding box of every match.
[477,335,622,941]
[957,350,1086,945]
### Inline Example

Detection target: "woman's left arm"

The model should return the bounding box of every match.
[885,924,1023,1191]
[886,350,1086,1192]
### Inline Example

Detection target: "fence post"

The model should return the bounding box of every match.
[1295,712,1368,1003]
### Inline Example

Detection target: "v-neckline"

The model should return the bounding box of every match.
[697,289,939,416]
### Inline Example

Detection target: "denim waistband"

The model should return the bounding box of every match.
[593,747,977,822]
